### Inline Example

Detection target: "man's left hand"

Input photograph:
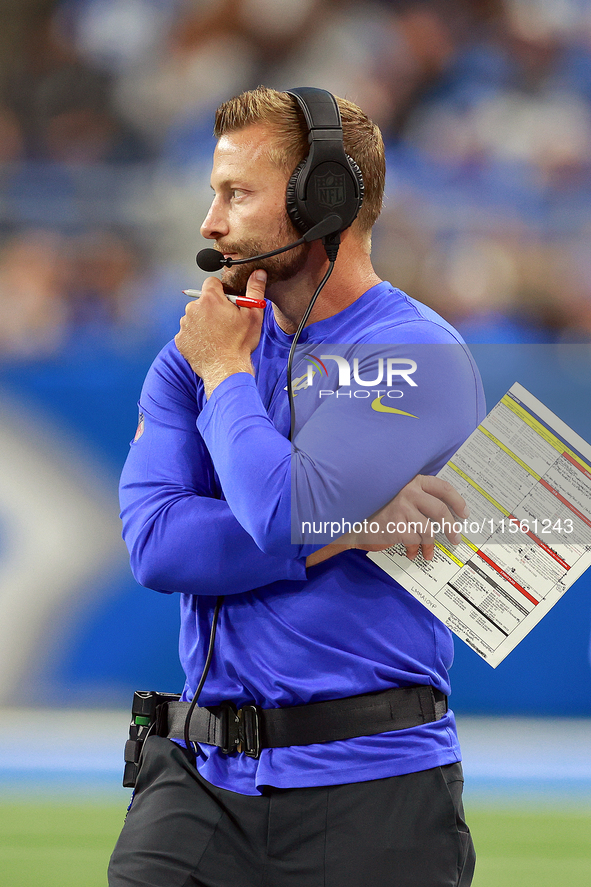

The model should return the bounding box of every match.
[305,475,468,568]
[175,270,266,398]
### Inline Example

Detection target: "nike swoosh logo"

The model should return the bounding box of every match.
[371,396,418,417]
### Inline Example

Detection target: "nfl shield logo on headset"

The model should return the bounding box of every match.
[315,171,346,208]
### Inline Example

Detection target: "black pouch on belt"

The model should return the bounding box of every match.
[123,690,181,788]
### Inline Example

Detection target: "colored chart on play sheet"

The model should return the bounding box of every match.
[369,383,591,667]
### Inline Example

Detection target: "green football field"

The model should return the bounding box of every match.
[0,800,590,886]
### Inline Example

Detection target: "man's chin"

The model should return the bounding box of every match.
[221,260,274,296]
[220,280,244,296]
[220,266,250,295]
[219,239,310,294]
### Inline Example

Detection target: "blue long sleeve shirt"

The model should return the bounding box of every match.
[120,281,485,794]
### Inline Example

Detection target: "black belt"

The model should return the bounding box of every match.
[160,686,447,759]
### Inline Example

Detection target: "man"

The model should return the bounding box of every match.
[109,86,484,886]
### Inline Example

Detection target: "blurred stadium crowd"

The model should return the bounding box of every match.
[1,0,591,357]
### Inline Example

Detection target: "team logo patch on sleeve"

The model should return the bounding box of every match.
[133,412,145,442]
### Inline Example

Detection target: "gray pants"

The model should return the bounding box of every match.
[108,736,475,887]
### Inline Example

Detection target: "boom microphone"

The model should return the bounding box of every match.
[196,249,231,272]
[196,213,342,272]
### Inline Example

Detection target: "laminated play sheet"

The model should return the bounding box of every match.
[369,383,591,666]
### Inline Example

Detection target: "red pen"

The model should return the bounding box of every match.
[183,289,266,309]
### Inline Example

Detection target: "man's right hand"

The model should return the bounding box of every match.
[305,475,469,568]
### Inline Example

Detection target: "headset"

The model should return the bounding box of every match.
[284,86,364,256]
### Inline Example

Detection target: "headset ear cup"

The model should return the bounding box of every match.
[286,155,365,235]
[285,160,308,233]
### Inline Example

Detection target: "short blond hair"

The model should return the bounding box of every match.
[214,85,385,236]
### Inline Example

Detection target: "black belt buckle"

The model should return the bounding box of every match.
[237,705,260,758]
[219,701,239,754]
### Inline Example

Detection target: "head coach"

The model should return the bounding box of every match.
[108,85,484,886]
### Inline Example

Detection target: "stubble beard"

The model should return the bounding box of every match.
[219,217,311,295]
